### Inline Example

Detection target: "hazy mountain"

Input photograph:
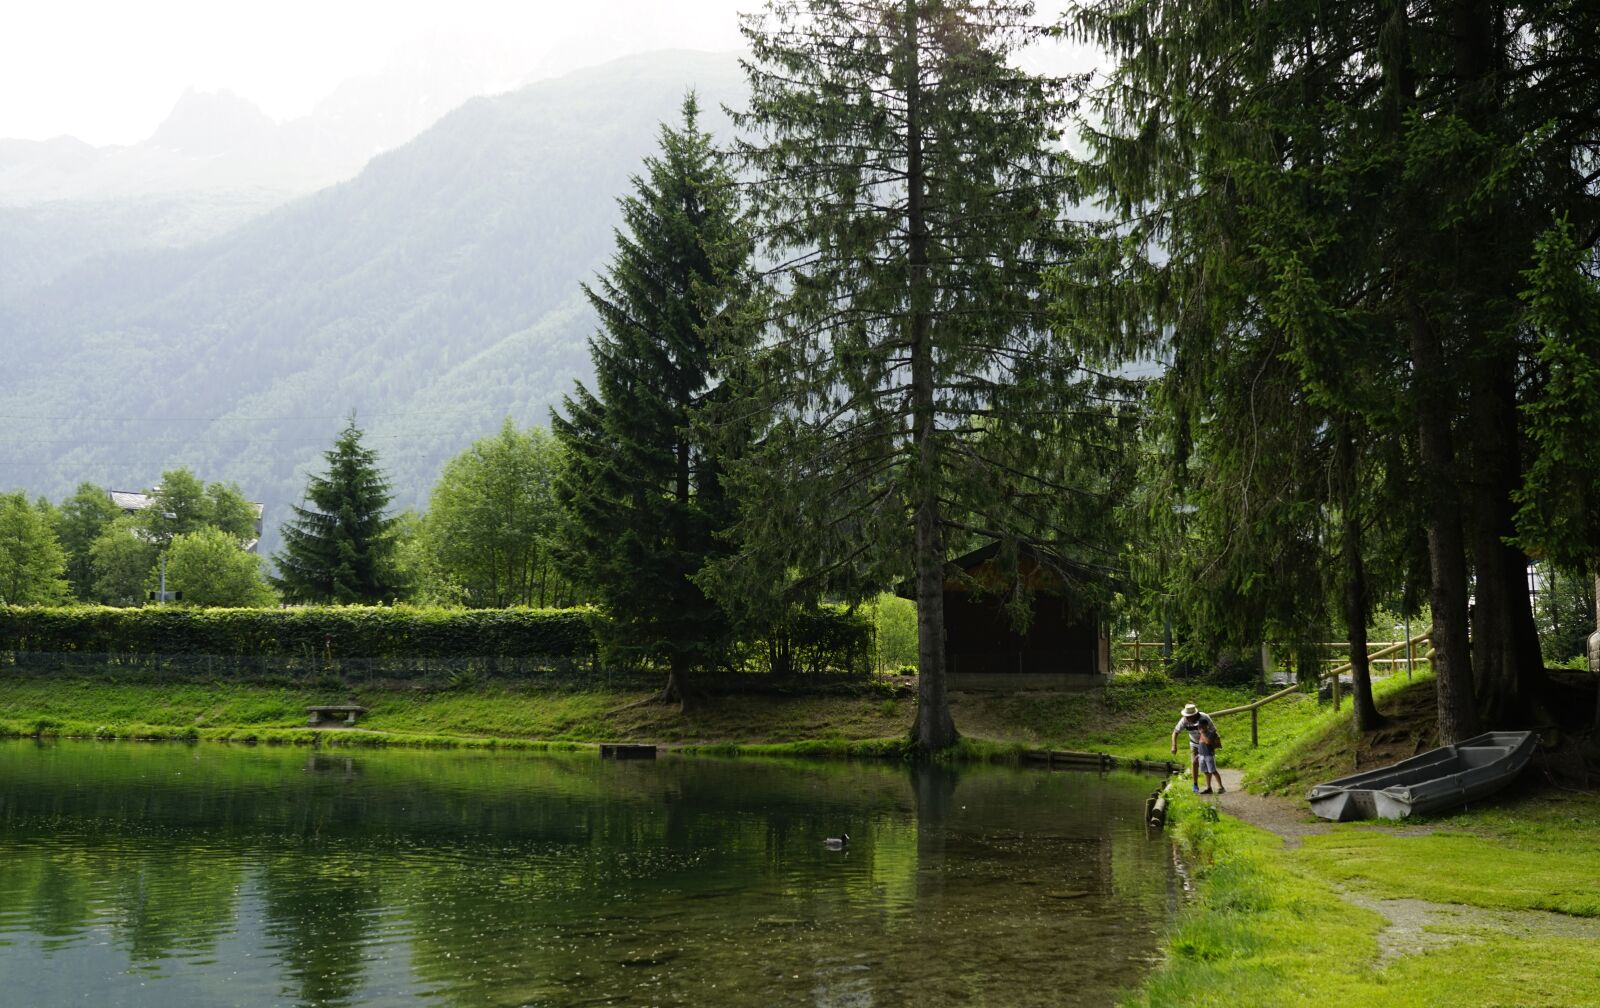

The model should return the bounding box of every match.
[0,39,561,298]
[0,191,285,302]
[0,50,745,558]
[0,41,539,208]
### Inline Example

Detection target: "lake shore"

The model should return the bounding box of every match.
[7,668,1596,1007]
[0,671,1316,763]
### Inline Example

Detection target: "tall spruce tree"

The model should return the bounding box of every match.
[726,0,1131,751]
[273,418,400,604]
[551,95,752,706]
[1067,0,1600,740]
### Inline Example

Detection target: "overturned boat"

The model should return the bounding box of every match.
[1307,731,1535,821]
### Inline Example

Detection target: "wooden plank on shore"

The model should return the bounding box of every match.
[1023,750,1178,776]
[1148,779,1174,831]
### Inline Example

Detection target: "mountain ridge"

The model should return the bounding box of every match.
[0,49,746,559]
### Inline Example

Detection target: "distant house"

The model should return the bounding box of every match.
[940,541,1111,690]
[109,489,265,553]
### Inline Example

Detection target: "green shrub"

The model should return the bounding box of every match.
[0,604,604,674]
[0,602,875,681]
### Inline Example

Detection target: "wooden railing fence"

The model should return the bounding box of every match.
[1113,630,1434,747]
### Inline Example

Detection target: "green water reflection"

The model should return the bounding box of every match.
[0,740,1177,1007]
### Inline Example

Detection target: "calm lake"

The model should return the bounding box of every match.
[0,741,1178,1007]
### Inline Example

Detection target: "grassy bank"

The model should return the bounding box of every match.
[0,669,1311,758]
[1135,788,1600,1008]
[1132,674,1600,1008]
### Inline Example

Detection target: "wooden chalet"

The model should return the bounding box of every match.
[940,541,1110,690]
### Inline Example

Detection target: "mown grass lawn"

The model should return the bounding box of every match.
[1132,674,1600,1008]
[1132,789,1600,1008]
[0,669,1310,754]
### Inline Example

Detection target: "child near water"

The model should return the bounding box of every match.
[1170,702,1225,794]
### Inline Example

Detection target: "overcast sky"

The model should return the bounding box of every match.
[0,0,749,145]
[2,1,1096,147]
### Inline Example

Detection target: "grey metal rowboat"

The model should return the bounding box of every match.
[1307,731,1535,821]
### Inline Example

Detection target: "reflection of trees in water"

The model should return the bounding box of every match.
[0,744,1177,1007]
[911,761,960,900]
[257,852,382,1008]
[0,839,242,961]
[9,854,93,943]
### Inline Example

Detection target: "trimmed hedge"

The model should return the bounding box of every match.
[0,604,873,681]
[0,605,602,668]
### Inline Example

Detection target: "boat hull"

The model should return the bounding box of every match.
[1307,731,1535,821]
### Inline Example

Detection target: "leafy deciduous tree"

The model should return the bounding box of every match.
[163,528,277,608]
[90,518,158,607]
[0,491,69,605]
[424,420,570,608]
[55,482,121,600]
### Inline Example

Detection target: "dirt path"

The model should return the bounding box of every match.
[1207,768,1332,849]
[1198,769,1597,965]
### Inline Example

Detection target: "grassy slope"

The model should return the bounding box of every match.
[1133,673,1600,1007]
[0,671,1304,755]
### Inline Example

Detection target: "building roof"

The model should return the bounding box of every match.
[109,489,263,519]
[109,489,154,510]
[108,488,265,553]
[945,540,1123,596]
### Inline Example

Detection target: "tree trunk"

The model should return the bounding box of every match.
[1336,420,1384,729]
[905,0,957,752]
[1377,0,1473,741]
[1451,0,1544,728]
[663,651,691,711]
[1409,315,1479,743]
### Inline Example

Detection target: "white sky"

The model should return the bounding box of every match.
[0,0,750,145]
[2,1,1097,147]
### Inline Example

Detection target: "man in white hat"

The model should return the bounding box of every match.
[1171,702,1224,794]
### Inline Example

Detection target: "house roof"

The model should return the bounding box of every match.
[945,539,1124,596]
[109,489,154,510]
[109,489,264,518]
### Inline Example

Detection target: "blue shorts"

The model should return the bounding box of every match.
[1191,743,1217,774]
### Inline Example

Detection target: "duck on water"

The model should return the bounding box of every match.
[823,834,849,850]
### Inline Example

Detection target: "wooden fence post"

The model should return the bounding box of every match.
[1251,706,1259,748]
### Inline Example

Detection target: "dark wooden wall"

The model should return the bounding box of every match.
[943,591,1101,676]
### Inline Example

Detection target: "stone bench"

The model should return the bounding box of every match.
[306,704,367,727]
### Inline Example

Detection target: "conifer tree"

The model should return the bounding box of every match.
[551,95,751,706]
[273,418,400,604]
[725,0,1130,751]
[1067,0,1600,739]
